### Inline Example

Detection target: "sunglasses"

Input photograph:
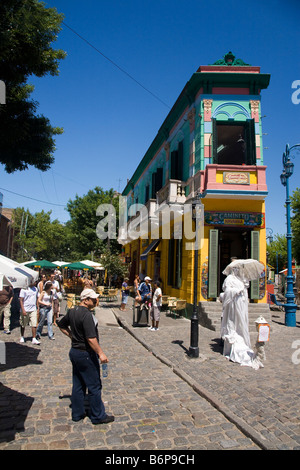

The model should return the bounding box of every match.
[87,297,97,303]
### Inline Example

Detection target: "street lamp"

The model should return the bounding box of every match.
[280,143,300,327]
[189,195,204,357]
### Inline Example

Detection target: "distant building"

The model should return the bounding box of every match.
[0,208,15,257]
[121,52,270,310]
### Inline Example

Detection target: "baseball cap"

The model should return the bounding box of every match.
[80,289,99,300]
[144,276,152,281]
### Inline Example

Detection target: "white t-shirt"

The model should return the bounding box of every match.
[19,287,38,312]
[51,280,60,299]
[153,287,162,307]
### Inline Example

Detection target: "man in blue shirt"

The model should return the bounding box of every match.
[137,276,152,307]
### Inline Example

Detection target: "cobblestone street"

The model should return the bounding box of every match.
[0,298,299,451]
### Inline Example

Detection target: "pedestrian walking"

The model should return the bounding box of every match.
[0,284,13,334]
[133,274,140,307]
[37,273,47,293]
[19,279,40,344]
[149,280,162,331]
[36,281,55,340]
[57,288,114,425]
[120,277,129,311]
[50,273,60,326]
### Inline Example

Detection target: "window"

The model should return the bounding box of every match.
[212,119,256,165]
[145,184,150,203]
[167,237,182,289]
[151,167,163,199]
[170,141,184,180]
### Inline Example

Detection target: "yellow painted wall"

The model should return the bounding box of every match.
[123,198,267,304]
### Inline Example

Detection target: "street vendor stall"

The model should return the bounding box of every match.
[61,262,95,295]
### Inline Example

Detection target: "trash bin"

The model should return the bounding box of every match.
[132,305,149,327]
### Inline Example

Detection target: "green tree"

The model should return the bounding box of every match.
[267,234,287,273]
[66,187,120,259]
[0,0,66,173]
[291,187,300,264]
[100,248,128,287]
[13,207,68,261]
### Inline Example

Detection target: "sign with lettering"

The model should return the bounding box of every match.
[223,171,250,185]
[204,211,265,228]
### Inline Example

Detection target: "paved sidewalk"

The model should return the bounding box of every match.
[0,299,299,450]
[112,299,300,450]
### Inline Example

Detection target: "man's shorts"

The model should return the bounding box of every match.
[151,306,161,322]
[121,295,128,304]
[53,299,59,314]
[19,310,38,328]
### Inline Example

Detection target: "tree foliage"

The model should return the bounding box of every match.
[267,233,288,273]
[0,0,66,172]
[13,207,68,262]
[291,187,300,264]
[66,187,120,258]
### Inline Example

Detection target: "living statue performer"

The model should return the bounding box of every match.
[220,262,263,370]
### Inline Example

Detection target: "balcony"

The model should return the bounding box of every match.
[188,164,267,200]
[156,180,186,206]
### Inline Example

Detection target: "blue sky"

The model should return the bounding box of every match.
[1,0,300,238]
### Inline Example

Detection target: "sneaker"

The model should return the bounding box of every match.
[32,337,40,345]
[19,336,25,343]
[153,327,159,331]
[3,330,10,334]
[148,326,154,330]
[49,336,55,340]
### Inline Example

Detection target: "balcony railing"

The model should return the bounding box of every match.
[156,180,186,206]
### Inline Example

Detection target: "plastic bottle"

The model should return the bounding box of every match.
[101,363,108,378]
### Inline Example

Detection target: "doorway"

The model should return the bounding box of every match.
[218,229,251,293]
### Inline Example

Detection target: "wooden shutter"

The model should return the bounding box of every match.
[168,238,174,286]
[177,141,184,181]
[151,172,156,199]
[175,239,182,289]
[156,167,163,192]
[212,118,218,164]
[208,229,219,298]
[245,119,256,165]
[250,230,260,299]
[170,150,178,179]
[145,184,149,203]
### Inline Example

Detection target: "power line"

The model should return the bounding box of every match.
[62,21,171,110]
[0,187,67,207]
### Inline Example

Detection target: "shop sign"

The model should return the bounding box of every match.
[204,211,265,227]
[223,172,250,185]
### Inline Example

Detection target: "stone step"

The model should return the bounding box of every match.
[198,301,271,332]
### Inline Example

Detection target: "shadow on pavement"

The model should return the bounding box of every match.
[0,383,34,443]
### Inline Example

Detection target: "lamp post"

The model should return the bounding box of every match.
[280,143,300,327]
[189,195,204,357]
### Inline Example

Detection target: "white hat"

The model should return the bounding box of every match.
[80,288,99,300]
[144,276,152,281]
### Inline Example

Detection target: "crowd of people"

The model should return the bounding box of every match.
[120,274,163,331]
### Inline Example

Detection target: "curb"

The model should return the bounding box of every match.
[112,307,281,451]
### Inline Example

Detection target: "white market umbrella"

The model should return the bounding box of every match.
[0,257,37,288]
[0,255,39,282]
[0,273,13,290]
[223,259,265,281]
[80,259,104,270]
